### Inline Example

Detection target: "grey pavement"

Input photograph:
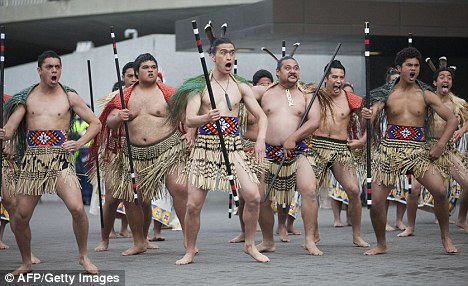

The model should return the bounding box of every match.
[0,192,467,286]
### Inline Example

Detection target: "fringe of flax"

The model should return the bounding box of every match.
[264,159,297,205]
[111,133,188,203]
[15,147,79,196]
[178,134,261,192]
[306,137,355,188]
[373,139,437,187]
[418,140,466,206]
[87,147,116,188]
[2,158,19,197]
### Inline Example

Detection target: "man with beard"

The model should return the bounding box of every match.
[363,47,458,255]
[1,50,100,274]
[253,56,330,255]
[305,60,369,248]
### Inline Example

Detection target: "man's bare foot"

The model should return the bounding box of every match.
[146,240,159,249]
[456,221,468,233]
[442,237,457,254]
[386,223,396,232]
[121,245,147,256]
[229,233,245,243]
[12,263,32,276]
[149,235,165,242]
[109,230,118,239]
[397,227,415,237]
[94,240,109,252]
[287,226,301,235]
[363,246,387,255]
[334,221,345,227]
[119,230,132,238]
[256,242,276,253]
[0,241,9,249]
[31,253,41,264]
[395,222,406,231]
[304,240,323,256]
[175,252,195,265]
[278,227,291,242]
[244,245,270,263]
[79,256,99,275]
[353,237,370,247]
[314,233,320,243]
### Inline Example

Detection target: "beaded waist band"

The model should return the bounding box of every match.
[265,140,307,163]
[198,117,239,135]
[27,129,67,147]
[385,124,425,142]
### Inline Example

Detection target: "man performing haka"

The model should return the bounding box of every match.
[399,61,468,237]
[363,47,458,255]
[1,50,101,274]
[253,54,333,256]
[306,60,369,248]
[170,25,269,265]
[89,53,192,256]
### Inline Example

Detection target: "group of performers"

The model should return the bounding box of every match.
[0,20,467,275]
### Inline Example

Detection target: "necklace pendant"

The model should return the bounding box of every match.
[285,89,294,107]
[225,93,233,111]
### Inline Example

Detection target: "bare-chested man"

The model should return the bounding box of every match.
[90,53,191,256]
[398,66,468,237]
[363,47,458,255]
[253,56,325,255]
[0,50,100,274]
[173,36,269,265]
[306,60,369,248]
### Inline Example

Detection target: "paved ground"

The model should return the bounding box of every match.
[1,192,467,286]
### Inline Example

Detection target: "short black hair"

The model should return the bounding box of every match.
[276,56,298,70]
[324,60,345,77]
[208,37,235,55]
[133,53,158,75]
[394,47,421,67]
[122,62,134,76]
[38,50,61,67]
[252,69,273,86]
[432,67,455,82]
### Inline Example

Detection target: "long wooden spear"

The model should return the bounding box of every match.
[0,26,5,201]
[265,43,342,200]
[191,20,240,216]
[364,22,372,207]
[406,32,413,195]
[87,60,104,228]
[110,27,138,205]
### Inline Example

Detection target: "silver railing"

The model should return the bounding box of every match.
[0,0,56,7]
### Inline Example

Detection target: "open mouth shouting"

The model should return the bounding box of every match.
[409,72,416,81]
[332,84,341,94]
[441,84,449,93]
[51,75,58,83]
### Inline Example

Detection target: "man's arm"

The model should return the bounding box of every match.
[283,92,321,153]
[0,105,26,140]
[453,108,468,143]
[67,92,102,150]
[425,90,457,158]
[185,92,220,128]
[241,83,267,162]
